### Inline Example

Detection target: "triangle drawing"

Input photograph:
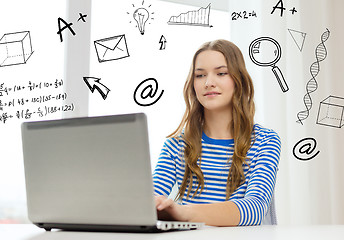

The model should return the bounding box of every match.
[288,29,306,52]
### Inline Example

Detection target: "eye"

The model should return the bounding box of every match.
[195,74,206,78]
[218,72,228,76]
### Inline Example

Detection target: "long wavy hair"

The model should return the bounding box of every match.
[169,39,255,201]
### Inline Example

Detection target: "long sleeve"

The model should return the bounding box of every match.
[230,131,281,226]
[153,137,179,197]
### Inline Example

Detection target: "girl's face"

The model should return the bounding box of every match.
[193,50,235,113]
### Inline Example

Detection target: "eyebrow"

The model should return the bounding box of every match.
[195,65,228,71]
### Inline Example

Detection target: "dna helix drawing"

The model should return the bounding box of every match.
[296,28,330,125]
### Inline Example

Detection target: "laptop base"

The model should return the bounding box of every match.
[34,221,202,233]
[35,223,162,233]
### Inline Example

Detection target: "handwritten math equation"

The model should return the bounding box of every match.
[0,79,64,97]
[231,10,257,21]
[0,79,75,124]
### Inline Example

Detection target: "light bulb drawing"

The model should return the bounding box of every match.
[133,8,149,35]
[127,1,154,35]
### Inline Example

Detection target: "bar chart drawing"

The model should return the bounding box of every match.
[167,3,212,27]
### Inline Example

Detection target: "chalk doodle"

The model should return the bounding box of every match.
[249,37,289,92]
[231,10,257,21]
[159,35,166,50]
[316,95,344,128]
[0,80,63,96]
[77,12,87,22]
[296,28,330,125]
[0,80,75,124]
[293,137,320,161]
[271,0,297,17]
[57,13,87,42]
[134,78,164,107]
[94,34,130,63]
[288,29,306,52]
[57,18,75,42]
[83,77,110,100]
[0,31,34,67]
[127,1,154,35]
[167,3,213,27]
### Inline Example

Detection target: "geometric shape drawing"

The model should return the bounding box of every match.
[0,31,34,67]
[296,28,330,125]
[167,3,212,27]
[249,36,289,92]
[94,34,130,63]
[316,95,344,128]
[288,29,306,52]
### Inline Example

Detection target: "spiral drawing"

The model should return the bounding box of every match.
[296,28,330,125]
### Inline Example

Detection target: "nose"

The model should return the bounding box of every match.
[205,74,216,88]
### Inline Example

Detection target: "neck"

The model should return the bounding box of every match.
[203,109,233,139]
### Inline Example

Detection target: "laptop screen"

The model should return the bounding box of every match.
[22,113,157,227]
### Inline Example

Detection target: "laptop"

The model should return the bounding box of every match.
[21,113,204,232]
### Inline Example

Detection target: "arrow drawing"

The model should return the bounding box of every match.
[83,77,110,100]
[159,35,166,50]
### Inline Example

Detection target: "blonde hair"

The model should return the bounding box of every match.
[169,39,255,200]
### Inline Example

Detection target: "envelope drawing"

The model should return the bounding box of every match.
[94,34,130,63]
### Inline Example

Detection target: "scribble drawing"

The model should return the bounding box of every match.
[0,31,34,67]
[288,28,306,51]
[296,28,330,125]
[167,3,212,27]
[127,1,154,35]
[94,34,129,63]
[249,37,288,92]
[316,95,344,128]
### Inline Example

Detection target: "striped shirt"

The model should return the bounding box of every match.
[153,124,281,226]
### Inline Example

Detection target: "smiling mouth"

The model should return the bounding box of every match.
[204,92,221,96]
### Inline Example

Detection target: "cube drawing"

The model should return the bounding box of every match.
[316,95,344,128]
[0,31,33,67]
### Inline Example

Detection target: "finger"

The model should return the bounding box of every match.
[157,198,174,211]
[155,195,167,209]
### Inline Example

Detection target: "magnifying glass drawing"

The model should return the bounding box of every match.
[249,37,289,92]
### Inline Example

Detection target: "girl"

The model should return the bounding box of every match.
[153,39,281,226]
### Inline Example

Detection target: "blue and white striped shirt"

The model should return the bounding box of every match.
[153,124,281,226]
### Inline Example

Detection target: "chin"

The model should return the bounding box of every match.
[203,105,230,112]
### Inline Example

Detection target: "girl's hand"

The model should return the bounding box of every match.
[155,195,189,222]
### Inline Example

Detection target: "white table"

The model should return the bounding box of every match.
[1,224,344,240]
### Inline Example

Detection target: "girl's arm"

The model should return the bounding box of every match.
[153,138,179,196]
[155,195,240,226]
